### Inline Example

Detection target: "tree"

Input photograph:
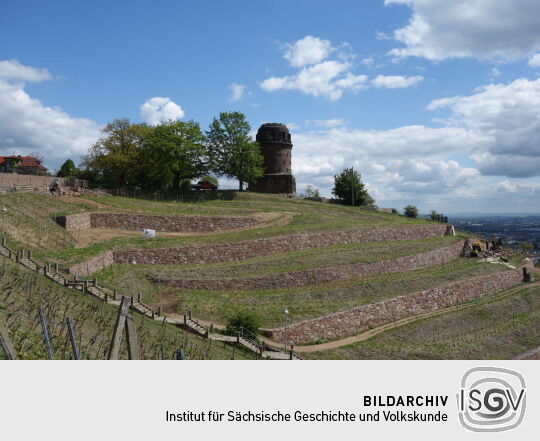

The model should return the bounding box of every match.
[302,184,322,200]
[404,205,419,218]
[332,167,374,206]
[143,120,208,190]
[57,159,78,178]
[206,111,264,191]
[83,118,149,187]
[430,210,440,221]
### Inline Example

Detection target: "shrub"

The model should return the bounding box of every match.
[225,310,261,338]
[404,205,419,218]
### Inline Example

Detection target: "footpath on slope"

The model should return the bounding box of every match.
[0,239,300,360]
[263,281,539,353]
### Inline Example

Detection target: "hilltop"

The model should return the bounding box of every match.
[0,191,537,360]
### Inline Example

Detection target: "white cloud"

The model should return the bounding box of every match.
[262,35,426,100]
[284,35,334,67]
[529,53,540,67]
[140,97,185,126]
[260,60,367,101]
[361,58,375,67]
[0,59,52,82]
[0,60,100,170]
[371,74,424,88]
[496,179,540,195]
[229,82,246,102]
[428,78,540,177]
[386,0,540,61]
[311,119,347,128]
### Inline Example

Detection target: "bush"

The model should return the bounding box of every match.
[225,310,261,338]
[404,205,419,218]
[302,184,322,201]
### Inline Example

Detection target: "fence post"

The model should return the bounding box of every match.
[158,306,162,316]
[38,308,54,360]
[113,289,117,300]
[125,315,140,360]
[0,317,18,360]
[188,310,192,320]
[137,294,141,303]
[66,318,80,360]
[107,296,131,360]
[55,263,59,273]
[93,277,97,287]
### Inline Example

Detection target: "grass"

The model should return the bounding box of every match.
[301,284,540,360]
[133,236,463,281]
[0,191,527,360]
[0,192,436,266]
[93,258,507,328]
[0,256,252,360]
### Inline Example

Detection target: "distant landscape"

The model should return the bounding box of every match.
[450,215,540,263]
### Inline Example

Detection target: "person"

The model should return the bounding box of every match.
[49,178,60,196]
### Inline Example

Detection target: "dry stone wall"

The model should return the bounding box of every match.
[114,224,451,265]
[89,213,258,232]
[57,212,259,232]
[158,240,465,290]
[0,172,87,190]
[56,213,91,231]
[67,251,114,276]
[267,262,533,344]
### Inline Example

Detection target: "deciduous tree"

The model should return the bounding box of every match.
[206,112,264,191]
[332,167,374,206]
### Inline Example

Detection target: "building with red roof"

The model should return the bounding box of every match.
[0,155,48,175]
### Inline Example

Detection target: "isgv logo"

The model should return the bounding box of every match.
[457,367,526,432]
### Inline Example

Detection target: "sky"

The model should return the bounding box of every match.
[1,0,540,214]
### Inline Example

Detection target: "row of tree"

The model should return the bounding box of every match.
[64,112,264,191]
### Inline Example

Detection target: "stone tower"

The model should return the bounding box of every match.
[249,123,296,194]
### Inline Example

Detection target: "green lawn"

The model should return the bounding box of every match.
[93,258,506,328]
[138,236,463,281]
[302,285,540,360]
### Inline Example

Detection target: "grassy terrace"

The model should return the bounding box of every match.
[0,257,251,360]
[94,259,507,328]
[0,192,435,266]
[127,236,463,280]
[302,285,540,360]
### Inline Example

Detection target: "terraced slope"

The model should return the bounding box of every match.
[0,256,250,360]
[2,191,530,360]
[301,284,540,360]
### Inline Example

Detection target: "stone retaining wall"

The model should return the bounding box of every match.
[114,224,451,265]
[56,213,91,231]
[158,240,465,290]
[67,251,114,276]
[267,261,533,344]
[57,212,259,232]
[0,172,87,190]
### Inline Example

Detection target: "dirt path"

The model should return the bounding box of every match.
[74,210,295,248]
[262,280,540,353]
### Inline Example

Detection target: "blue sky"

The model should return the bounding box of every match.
[1,0,540,213]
